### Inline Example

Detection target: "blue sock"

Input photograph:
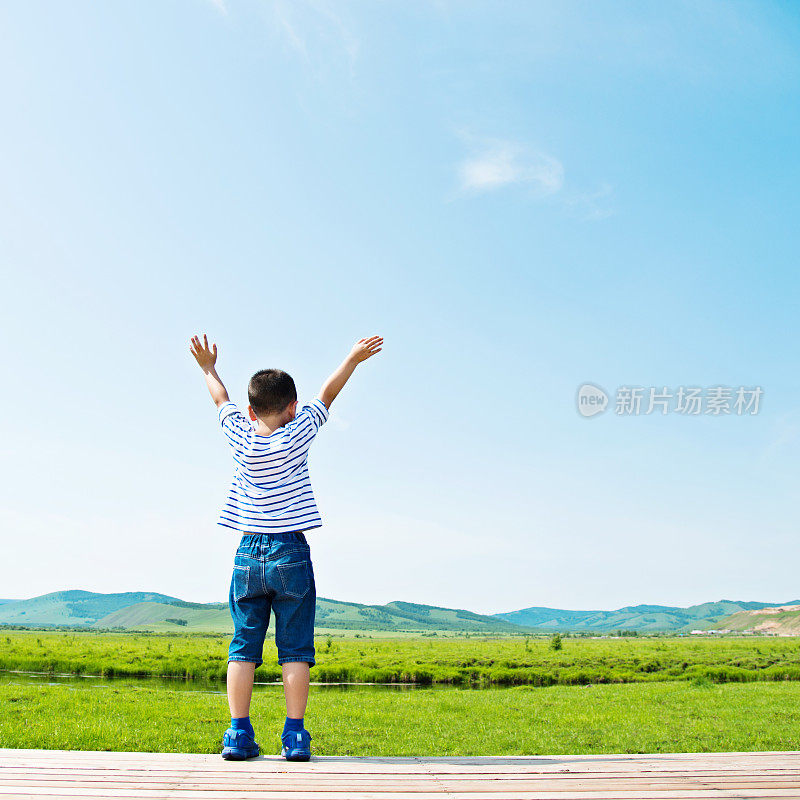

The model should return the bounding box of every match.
[231,716,254,737]
[283,716,304,735]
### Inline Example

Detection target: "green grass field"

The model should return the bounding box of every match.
[4,632,800,755]
[3,630,800,685]
[2,678,800,755]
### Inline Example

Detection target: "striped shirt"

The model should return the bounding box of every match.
[217,398,329,534]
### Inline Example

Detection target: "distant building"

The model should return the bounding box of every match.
[690,628,731,635]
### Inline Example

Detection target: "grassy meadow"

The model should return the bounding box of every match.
[4,631,800,754]
[3,678,800,755]
[3,630,800,685]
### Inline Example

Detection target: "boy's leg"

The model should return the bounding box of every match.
[227,660,256,718]
[223,538,271,759]
[268,534,316,759]
[282,661,310,719]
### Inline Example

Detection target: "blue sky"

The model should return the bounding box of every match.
[1,1,798,613]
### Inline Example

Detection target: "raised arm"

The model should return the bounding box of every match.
[190,334,230,408]
[318,336,383,409]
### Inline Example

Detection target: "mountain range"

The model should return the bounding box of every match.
[493,600,800,633]
[0,591,797,634]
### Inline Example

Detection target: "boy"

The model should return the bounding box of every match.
[189,333,383,761]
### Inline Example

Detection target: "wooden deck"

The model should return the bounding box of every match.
[1,749,799,799]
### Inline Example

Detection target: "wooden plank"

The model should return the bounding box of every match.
[5,764,798,778]
[0,785,797,798]
[0,768,798,784]
[2,778,800,791]
[2,763,798,773]
[0,771,798,785]
[8,790,800,800]
[1,775,799,789]
[0,789,788,800]
[4,755,800,770]
[0,753,795,766]
[1,767,798,781]
[0,748,800,767]
[1,772,793,784]
[0,751,795,764]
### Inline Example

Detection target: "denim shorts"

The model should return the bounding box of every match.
[228,532,316,667]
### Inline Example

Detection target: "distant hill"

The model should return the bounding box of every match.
[96,601,232,632]
[492,600,800,633]
[97,597,529,634]
[315,599,527,633]
[0,591,533,634]
[0,590,181,627]
[711,605,800,635]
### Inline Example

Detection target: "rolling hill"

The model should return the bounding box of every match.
[0,590,182,627]
[4,591,799,634]
[711,605,800,634]
[0,591,535,634]
[96,601,232,632]
[96,597,530,633]
[492,600,800,633]
[314,599,527,633]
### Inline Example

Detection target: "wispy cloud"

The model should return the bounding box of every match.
[202,1,358,75]
[271,0,359,77]
[273,1,308,59]
[456,133,613,220]
[458,137,564,196]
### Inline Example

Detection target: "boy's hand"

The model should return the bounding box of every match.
[319,336,384,408]
[348,336,383,364]
[190,333,229,407]
[190,334,218,372]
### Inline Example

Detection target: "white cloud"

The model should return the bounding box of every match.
[458,138,564,195]
[208,0,227,15]
[456,134,614,219]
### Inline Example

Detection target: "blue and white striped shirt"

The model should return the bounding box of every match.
[217,398,329,534]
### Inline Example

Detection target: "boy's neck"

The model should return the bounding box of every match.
[253,411,290,437]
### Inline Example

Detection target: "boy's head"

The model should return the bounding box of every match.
[247,369,298,422]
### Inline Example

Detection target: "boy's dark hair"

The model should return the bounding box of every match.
[248,369,297,414]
